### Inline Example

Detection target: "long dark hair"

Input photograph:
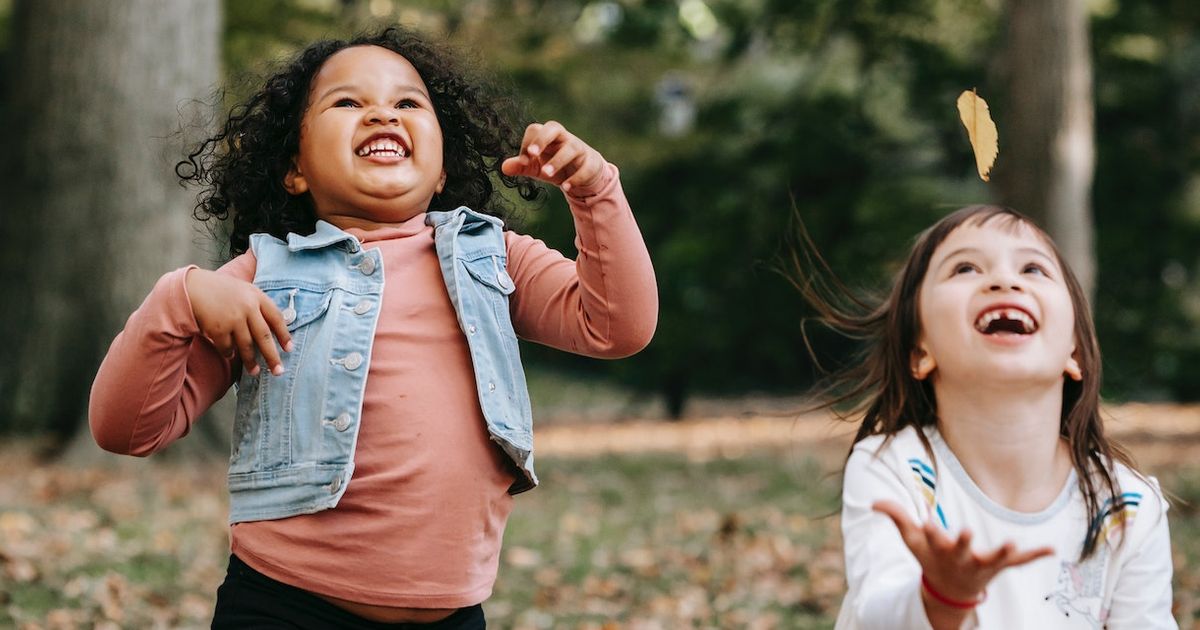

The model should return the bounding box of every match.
[177,25,541,258]
[793,205,1137,558]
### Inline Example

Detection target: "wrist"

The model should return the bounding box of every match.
[921,574,986,610]
[563,162,615,199]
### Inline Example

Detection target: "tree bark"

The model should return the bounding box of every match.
[997,0,1096,298]
[0,1,221,445]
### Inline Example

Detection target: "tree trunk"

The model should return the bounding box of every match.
[997,0,1096,298]
[0,1,221,447]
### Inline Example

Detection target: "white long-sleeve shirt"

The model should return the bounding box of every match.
[836,426,1176,629]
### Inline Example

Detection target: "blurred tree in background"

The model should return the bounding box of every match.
[0,0,1196,439]
[0,0,219,443]
[997,0,1096,296]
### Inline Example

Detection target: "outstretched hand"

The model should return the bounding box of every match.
[873,500,1053,618]
[185,268,293,377]
[501,121,606,194]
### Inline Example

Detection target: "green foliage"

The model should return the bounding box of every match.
[437,0,1200,408]
[1090,1,1200,399]
[444,0,1006,411]
[2,0,1185,417]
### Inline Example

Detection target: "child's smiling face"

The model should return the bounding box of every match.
[284,45,446,228]
[912,219,1083,387]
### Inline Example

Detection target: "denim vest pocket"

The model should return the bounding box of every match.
[461,252,521,362]
[462,253,516,295]
[229,284,334,476]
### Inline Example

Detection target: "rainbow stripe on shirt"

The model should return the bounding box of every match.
[908,458,948,529]
[1085,492,1141,546]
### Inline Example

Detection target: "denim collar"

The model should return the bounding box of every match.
[425,206,505,230]
[285,220,363,253]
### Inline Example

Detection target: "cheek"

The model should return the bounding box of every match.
[918,289,955,337]
[417,116,444,157]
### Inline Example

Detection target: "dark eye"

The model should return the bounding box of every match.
[334,98,359,108]
[952,262,979,275]
[396,99,419,109]
[1023,263,1049,277]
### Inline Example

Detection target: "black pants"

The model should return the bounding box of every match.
[212,554,486,629]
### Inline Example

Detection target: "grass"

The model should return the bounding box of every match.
[0,439,1196,629]
[493,453,843,628]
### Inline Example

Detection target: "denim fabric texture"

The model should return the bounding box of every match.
[227,208,535,524]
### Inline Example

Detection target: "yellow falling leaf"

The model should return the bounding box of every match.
[956,89,999,182]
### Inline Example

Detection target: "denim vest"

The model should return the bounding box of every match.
[227,209,536,524]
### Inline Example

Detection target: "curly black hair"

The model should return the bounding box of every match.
[177,25,541,258]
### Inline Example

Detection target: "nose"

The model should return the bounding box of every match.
[985,270,1024,293]
[365,105,399,125]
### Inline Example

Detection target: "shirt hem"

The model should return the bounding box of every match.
[230,540,494,609]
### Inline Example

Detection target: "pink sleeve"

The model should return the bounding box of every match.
[88,254,256,455]
[505,163,657,359]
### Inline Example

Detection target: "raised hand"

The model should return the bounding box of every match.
[872,500,1053,627]
[500,121,606,194]
[185,268,293,377]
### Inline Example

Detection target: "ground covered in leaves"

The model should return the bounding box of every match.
[2,407,1199,628]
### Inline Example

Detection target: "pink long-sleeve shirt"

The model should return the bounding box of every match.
[89,165,656,609]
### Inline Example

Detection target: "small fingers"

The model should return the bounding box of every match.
[248,316,284,376]
[1006,546,1055,569]
[951,528,973,556]
[923,519,960,556]
[524,120,566,158]
[214,333,237,361]
[561,154,604,193]
[872,500,923,548]
[259,294,294,353]
[538,142,581,179]
[871,500,911,529]
[501,155,529,177]
[976,541,1016,566]
[230,324,260,376]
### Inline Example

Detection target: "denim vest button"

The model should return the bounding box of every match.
[343,352,363,370]
[357,257,377,275]
[497,272,514,291]
[333,413,352,432]
[353,299,372,315]
[488,382,496,392]
[329,475,342,493]
[468,324,477,334]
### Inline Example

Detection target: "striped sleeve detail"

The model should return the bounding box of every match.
[908,458,948,529]
[1085,492,1142,547]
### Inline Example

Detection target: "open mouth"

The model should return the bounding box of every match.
[355,134,410,158]
[974,306,1038,335]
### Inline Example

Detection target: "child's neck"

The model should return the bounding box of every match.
[933,378,1073,513]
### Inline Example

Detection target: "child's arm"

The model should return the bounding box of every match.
[501,121,657,357]
[871,500,1051,629]
[839,446,944,630]
[88,255,287,455]
[840,446,1052,629]
[1104,482,1177,628]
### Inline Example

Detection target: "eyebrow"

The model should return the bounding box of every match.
[315,83,431,104]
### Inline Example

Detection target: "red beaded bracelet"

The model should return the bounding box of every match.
[921,574,987,609]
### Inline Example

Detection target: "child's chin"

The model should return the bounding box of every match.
[967,363,1066,387]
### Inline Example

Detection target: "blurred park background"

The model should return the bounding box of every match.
[1,0,1199,627]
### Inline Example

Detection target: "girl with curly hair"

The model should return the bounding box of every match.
[89,26,657,628]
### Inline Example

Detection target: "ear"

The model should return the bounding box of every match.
[1065,346,1083,381]
[910,341,937,380]
[283,160,308,196]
